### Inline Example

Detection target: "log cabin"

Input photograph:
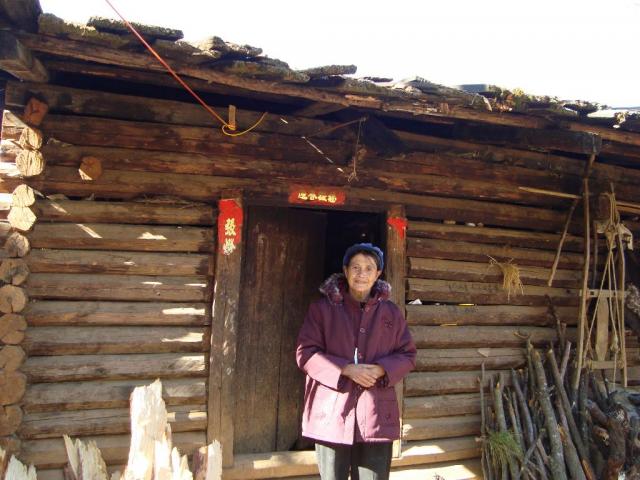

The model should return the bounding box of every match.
[0,1,639,478]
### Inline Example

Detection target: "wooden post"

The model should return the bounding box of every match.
[207,194,244,467]
[385,204,407,458]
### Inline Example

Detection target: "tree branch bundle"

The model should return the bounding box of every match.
[480,340,640,479]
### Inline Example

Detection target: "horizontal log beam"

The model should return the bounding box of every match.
[407,237,584,270]
[26,249,211,276]
[23,352,206,382]
[19,404,205,440]
[408,220,584,252]
[408,257,581,288]
[4,80,347,138]
[407,278,579,306]
[33,199,215,226]
[406,304,577,326]
[24,301,208,326]
[404,394,483,419]
[405,370,511,396]
[26,273,209,302]
[22,378,206,412]
[403,415,481,442]
[0,31,48,82]
[409,325,572,348]
[20,431,205,469]
[0,0,41,31]
[23,325,206,355]
[28,223,213,252]
[414,348,525,371]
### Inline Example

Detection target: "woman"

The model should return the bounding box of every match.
[296,243,416,480]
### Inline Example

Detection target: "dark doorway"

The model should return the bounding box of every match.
[233,205,384,454]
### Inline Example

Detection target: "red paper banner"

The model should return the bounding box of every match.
[218,199,243,255]
[387,216,407,240]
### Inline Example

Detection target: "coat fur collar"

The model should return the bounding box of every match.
[319,273,391,306]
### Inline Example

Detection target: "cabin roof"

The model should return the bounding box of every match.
[1,3,639,135]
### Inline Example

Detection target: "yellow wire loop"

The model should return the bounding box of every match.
[221,112,268,137]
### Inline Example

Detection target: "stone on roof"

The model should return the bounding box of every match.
[87,16,183,41]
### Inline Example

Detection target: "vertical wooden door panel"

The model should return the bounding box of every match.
[233,207,326,454]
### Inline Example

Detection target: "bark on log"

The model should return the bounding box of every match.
[15,149,45,177]
[0,405,23,436]
[24,301,208,326]
[555,397,587,480]
[0,258,29,285]
[11,184,36,207]
[19,404,206,439]
[23,352,206,382]
[28,223,213,252]
[0,370,26,405]
[23,325,206,355]
[0,313,26,343]
[4,232,30,257]
[22,378,206,413]
[493,376,519,479]
[26,273,208,302]
[0,286,28,313]
[33,199,215,226]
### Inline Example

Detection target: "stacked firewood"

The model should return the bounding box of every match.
[480,341,640,480]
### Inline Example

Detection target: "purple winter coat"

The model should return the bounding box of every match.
[296,273,416,445]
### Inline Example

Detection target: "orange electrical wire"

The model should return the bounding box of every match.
[103,0,266,136]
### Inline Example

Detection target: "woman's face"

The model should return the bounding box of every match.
[343,253,382,298]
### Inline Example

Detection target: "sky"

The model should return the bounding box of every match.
[39,0,640,108]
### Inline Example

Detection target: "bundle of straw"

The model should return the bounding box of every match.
[488,255,524,301]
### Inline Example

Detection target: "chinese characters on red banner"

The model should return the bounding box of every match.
[288,186,346,206]
[218,199,243,255]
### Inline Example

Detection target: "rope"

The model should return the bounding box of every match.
[103,0,266,136]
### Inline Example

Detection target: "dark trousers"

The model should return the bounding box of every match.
[315,441,393,480]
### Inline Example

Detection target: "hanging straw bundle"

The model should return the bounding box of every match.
[488,255,524,301]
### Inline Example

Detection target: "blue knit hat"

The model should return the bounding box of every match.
[342,243,384,271]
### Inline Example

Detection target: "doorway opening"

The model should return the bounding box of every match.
[232,205,384,455]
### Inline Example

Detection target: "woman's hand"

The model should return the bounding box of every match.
[341,363,386,388]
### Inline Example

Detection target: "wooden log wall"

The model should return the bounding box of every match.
[401,219,585,462]
[1,77,639,478]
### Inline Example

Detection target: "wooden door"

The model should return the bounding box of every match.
[233,206,327,454]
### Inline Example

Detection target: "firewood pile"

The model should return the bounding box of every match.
[0,380,222,480]
[480,341,640,480]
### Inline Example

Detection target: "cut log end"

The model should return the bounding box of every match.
[15,150,45,177]
[23,97,49,127]
[11,185,36,208]
[4,232,31,258]
[0,286,28,313]
[79,156,103,181]
[0,259,30,285]
[18,126,43,150]
[7,206,37,232]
